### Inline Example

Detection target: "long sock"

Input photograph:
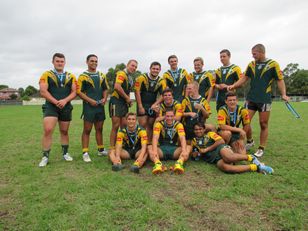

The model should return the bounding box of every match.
[97,145,104,152]
[62,145,69,155]
[42,150,50,158]
[247,154,253,162]
[258,146,265,150]
[247,138,254,143]
[82,148,89,154]
[250,164,257,172]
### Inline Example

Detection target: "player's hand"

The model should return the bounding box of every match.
[101,98,107,105]
[194,103,203,110]
[221,84,228,89]
[126,98,132,107]
[239,129,246,138]
[56,99,67,109]
[89,99,97,107]
[152,104,160,113]
[282,95,290,102]
[138,106,145,115]
[189,112,197,118]
[227,85,235,91]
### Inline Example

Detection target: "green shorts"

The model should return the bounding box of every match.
[82,107,106,123]
[230,132,240,144]
[109,97,128,117]
[137,104,156,118]
[123,147,139,159]
[160,145,177,160]
[42,103,73,121]
[202,144,229,164]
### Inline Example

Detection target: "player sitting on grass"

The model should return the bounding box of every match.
[109,112,148,173]
[191,122,274,174]
[217,92,253,155]
[148,109,190,174]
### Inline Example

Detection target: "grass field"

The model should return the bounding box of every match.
[0,102,307,230]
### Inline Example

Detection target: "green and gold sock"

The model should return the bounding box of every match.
[42,150,50,158]
[62,145,69,155]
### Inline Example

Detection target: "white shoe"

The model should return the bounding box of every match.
[63,153,73,161]
[39,156,49,167]
[245,140,255,151]
[83,152,92,162]
[254,149,264,158]
[98,149,108,156]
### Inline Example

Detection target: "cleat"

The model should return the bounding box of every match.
[254,149,264,158]
[130,165,140,174]
[63,153,73,161]
[98,149,108,156]
[245,140,255,151]
[39,156,49,167]
[152,162,163,175]
[258,165,274,175]
[251,155,264,166]
[112,164,124,171]
[173,161,184,174]
[83,152,92,162]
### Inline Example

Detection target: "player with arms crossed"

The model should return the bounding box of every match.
[38,53,77,167]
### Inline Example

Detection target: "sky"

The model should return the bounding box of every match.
[0,0,307,89]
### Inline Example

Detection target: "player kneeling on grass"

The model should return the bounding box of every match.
[109,113,148,173]
[217,92,253,155]
[191,122,273,174]
[148,109,191,174]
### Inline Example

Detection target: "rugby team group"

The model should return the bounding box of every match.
[38,43,289,175]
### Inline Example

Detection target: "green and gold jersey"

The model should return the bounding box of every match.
[215,64,241,105]
[163,68,191,101]
[181,96,211,127]
[217,105,250,128]
[39,70,77,102]
[111,70,134,102]
[192,132,223,150]
[153,121,185,146]
[159,100,183,118]
[116,125,148,150]
[245,59,283,103]
[191,71,215,98]
[134,73,166,106]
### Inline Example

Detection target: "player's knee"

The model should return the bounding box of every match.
[60,129,68,136]
[83,128,91,135]
[44,127,54,136]
[259,121,268,130]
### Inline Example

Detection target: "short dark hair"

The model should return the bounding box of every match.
[52,53,65,61]
[220,49,231,57]
[125,112,137,119]
[150,61,161,68]
[168,55,178,62]
[127,59,138,65]
[194,122,206,129]
[252,44,265,53]
[162,88,173,96]
[86,54,98,61]
[165,108,174,114]
[225,92,237,100]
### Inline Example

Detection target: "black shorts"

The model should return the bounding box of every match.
[109,97,128,117]
[137,105,156,118]
[245,101,271,112]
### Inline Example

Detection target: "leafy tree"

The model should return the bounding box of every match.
[18,87,25,97]
[0,85,9,90]
[9,94,18,100]
[24,85,38,96]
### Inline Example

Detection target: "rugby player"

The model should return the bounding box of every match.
[77,54,109,162]
[228,44,289,157]
[215,49,242,111]
[38,53,77,167]
[190,57,215,102]
[217,92,252,155]
[109,113,148,173]
[191,123,274,174]
[109,60,138,151]
[163,55,191,102]
[134,61,166,141]
[149,109,190,174]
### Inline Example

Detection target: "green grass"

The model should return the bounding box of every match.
[0,102,307,230]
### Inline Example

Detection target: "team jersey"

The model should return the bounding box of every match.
[191,71,215,98]
[39,70,77,101]
[181,96,211,127]
[217,105,250,127]
[134,73,166,106]
[116,125,148,150]
[215,64,241,105]
[245,59,283,104]
[111,70,134,102]
[159,100,183,118]
[163,68,191,101]
[77,71,109,101]
[153,121,185,146]
[192,132,223,151]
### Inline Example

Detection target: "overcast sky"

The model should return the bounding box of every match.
[1,0,307,88]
